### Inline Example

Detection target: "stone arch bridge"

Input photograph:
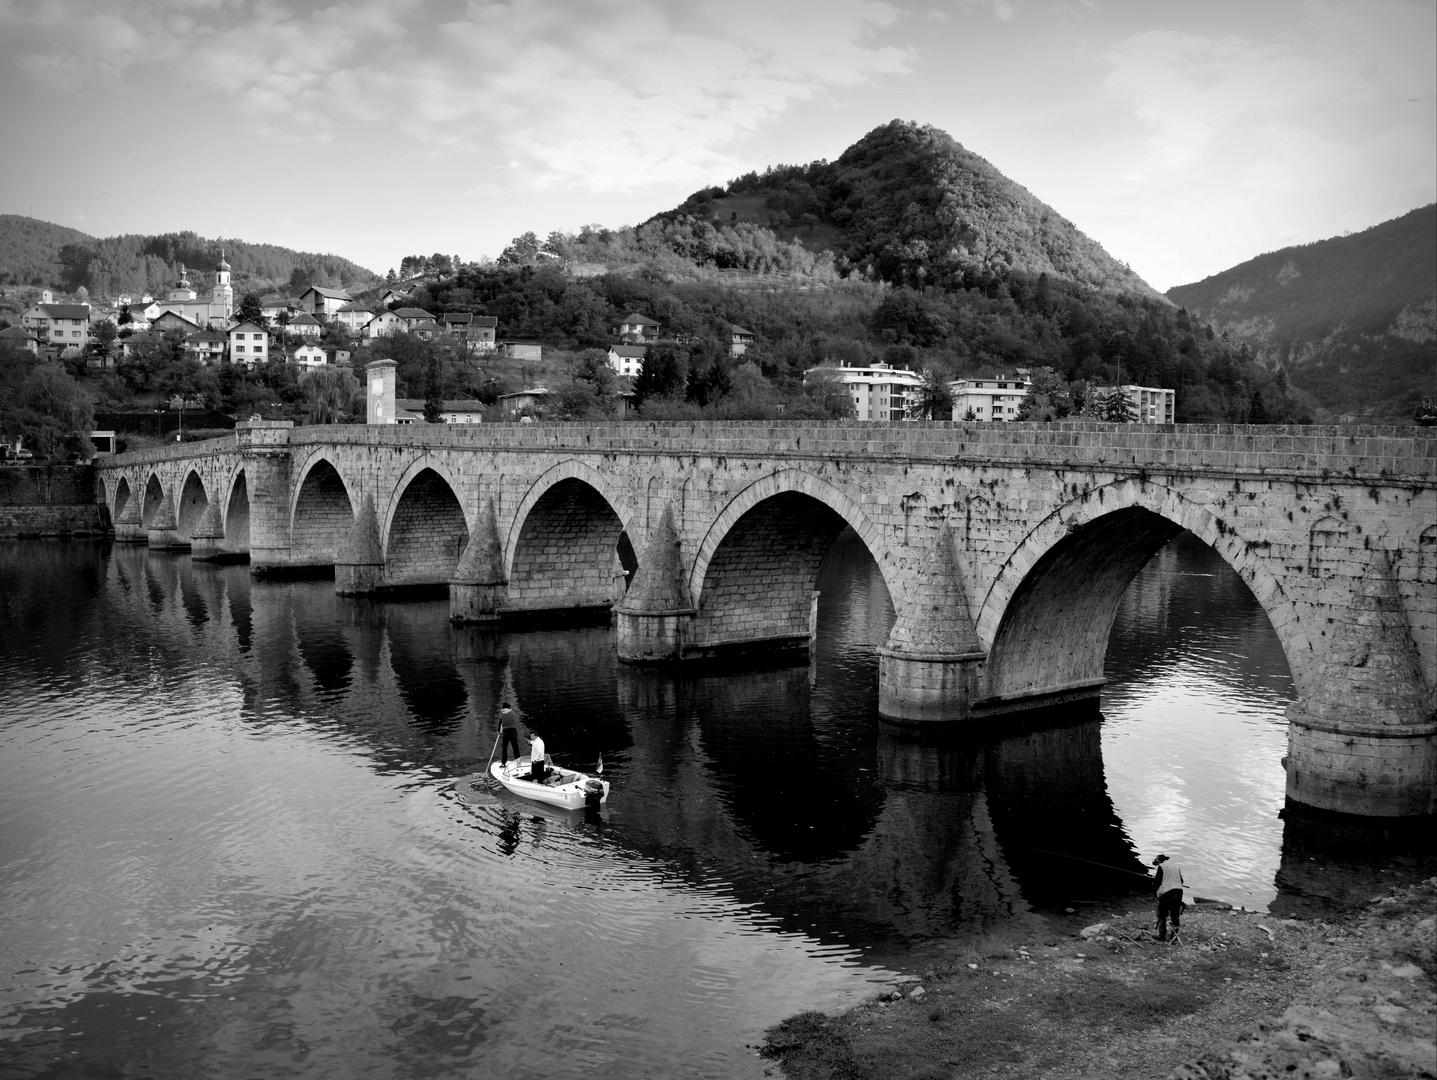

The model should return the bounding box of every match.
[97,419,1436,818]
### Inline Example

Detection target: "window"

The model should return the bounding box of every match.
[236,345,245,352]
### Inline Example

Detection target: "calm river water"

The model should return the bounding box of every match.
[1,532,1429,1079]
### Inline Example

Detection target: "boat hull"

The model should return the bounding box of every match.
[488,759,609,810]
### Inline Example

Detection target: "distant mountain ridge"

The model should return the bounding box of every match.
[1166,205,1435,419]
[0,215,380,298]
[656,119,1163,300]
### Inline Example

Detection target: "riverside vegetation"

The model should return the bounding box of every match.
[3,120,1431,458]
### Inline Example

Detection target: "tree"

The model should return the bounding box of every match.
[912,367,954,420]
[1016,367,1074,421]
[423,355,444,422]
[793,367,856,419]
[497,232,540,267]
[8,362,94,460]
[1101,387,1136,422]
[631,340,687,406]
[300,366,361,424]
[236,293,265,326]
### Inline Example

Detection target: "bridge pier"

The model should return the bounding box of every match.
[1284,551,1436,817]
[335,494,385,596]
[238,421,295,576]
[879,522,988,723]
[451,499,507,623]
[189,502,226,561]
[616,506,696,662]
[113,498,144,543]
[146,494,185,551]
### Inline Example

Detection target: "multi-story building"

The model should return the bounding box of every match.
[606,344,646,377]
[1088,384,1177,423]
[21,302,92,352]
[228,321,269,366]
[948,374,1033,421]
[299,286,354,319]
[804,361,924,421]
[611,312,660,343]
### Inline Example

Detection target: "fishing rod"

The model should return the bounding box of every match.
[1013,843,1153,880]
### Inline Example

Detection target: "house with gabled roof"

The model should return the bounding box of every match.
[151,310,203,336]
[21,303,92,352]
[606,344,646,377]
[333,302,375,333]
[299,285,354,318]
[288,313,323,338]
[292,343,327,367]
[729,324,756,356]
[259,295,294,321]
[0,325,40,353]
[228,321,270,366]
[611,312,660,342]
[184,330,226,365]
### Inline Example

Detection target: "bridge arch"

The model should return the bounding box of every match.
[690,469,897,606]
[176,469,209,543]
[112,475,134,521]
[506,460,636,614]
[140,472,168,528]
[688,469,897,653]
[383,457,469,587]
[219,464,251,556]
[290,452,355,567]
[979,479,1308,704]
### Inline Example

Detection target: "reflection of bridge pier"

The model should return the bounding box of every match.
[97,421,1436,818]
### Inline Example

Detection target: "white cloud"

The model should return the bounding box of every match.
[0,0,909,192]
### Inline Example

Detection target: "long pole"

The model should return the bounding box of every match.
[483,728,503,778]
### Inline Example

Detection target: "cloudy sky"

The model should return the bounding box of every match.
[0,0,1431,291]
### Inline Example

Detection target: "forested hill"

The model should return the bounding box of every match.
[651,119,1162,300]
[0,215,380,297]
[1166,205,1436,420]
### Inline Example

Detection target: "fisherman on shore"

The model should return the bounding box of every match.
[1152,854,1186,941]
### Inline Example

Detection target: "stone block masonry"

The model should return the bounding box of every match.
[98,420,1437,817]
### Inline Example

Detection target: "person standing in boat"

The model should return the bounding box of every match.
[528,731,548,782]
[1152,853,1186,941]
[498,703,520,767]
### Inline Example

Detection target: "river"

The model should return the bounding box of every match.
[0,532,1428,1079]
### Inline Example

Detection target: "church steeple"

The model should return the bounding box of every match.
[213,250,233,319]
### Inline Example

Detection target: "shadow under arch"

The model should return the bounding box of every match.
[177,468,209,544]
[221,466,251,558]
[687,470,896,658]
[384,460,469,588]
[979,479,1307,708]
[290,452,355,568]
[140,472,167,528]
[112,475,134,521]
[505,461,636,618]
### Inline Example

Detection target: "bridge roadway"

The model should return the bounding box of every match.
[97,418,1436,818]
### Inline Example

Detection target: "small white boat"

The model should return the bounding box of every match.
[489,757,609,810]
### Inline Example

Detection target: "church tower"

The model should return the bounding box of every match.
[214,251,233,321]
[168,264,197,303]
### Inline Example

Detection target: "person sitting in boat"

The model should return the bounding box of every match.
[528,732,548,782]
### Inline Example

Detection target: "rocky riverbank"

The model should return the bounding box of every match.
[759,879,1435,1080]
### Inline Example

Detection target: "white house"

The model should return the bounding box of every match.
[184,330,226,365]
[288,313,323,338]
[607,344,646,377]
[21,303,91,352]
[299,285,354,318]
[804,361,924,421]
[333,303,374,333]
[292,343,327,367]
[228,321,270,365]
[948,375,1033,422]
[611,312,660,342]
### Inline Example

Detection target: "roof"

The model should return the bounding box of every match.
[289,313,322,325]
[442,312,472,324]
[152,310,201,328]
[37,304,92,320]
[731,324,754,335]
[497,387,549,401]
[185,331,225,342]
[229,321,268,335]
[396,398,487,413]
[616,312,658,325]
[303,286,353,300]
[609,344,647,358]
[393,307,435,319]
[410,320,441,332]
[293,342,325,352]
[0,325,37,340]
[472,316,498,327]
[335,303,374,314]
